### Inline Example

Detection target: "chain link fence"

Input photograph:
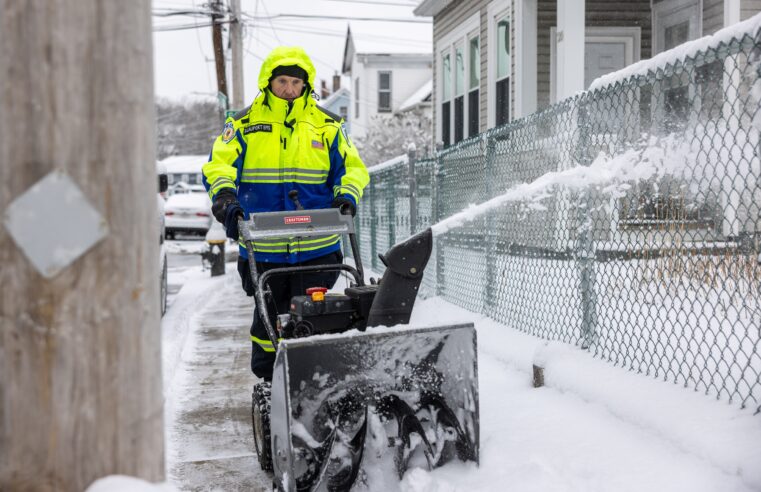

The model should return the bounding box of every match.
[356,22,761,412]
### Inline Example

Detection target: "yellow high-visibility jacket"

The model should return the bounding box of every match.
[202,47,369,263]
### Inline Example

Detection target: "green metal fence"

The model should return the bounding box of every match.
[357,21,761,413]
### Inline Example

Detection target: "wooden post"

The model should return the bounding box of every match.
[0,1,164,490]
[229,0,245,110]
[212,0,229,103]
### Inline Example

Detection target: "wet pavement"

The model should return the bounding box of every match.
[166,270,272,491]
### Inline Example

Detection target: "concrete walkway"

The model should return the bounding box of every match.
[166,271,272,491]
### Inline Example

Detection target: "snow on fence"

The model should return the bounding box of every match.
[357,15,761,413]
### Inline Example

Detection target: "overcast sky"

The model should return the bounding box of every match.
[152,0,432,102]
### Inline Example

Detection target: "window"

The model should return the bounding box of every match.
[468,36,480,137]
[355,77,360,118]
[339,105,348,121]
[378,71,392,112]
[495,17,510,126]
[437,12,480,148]
[454,46,465,143]
[441,53,451,148]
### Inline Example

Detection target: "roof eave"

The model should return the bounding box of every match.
[413,0,452,17]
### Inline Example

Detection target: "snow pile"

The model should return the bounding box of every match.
[397,297,761,492]
[86,476,178,492]
[589,13,761,91]
[430,132,697,236]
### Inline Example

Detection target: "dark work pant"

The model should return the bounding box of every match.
[237,251,342,380]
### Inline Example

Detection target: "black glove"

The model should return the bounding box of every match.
[212,189,245,240]
[331,196,356,216]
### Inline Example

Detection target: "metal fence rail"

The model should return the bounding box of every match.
[357,19,761,413]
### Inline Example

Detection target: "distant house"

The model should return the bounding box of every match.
[414,0,761,148]
[159,154,207,195]
[320,87,351,133]
[341,25,433,140]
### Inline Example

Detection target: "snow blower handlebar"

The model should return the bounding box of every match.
[238,207,366,351]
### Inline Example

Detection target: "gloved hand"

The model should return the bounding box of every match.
[331,196,356,216]
[212,189,245,240]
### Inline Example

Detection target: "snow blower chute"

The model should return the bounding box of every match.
[239,200,479,491]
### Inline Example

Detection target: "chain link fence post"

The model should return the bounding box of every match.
[388,169,396,248]
[433,151,444,296]
[482,133,496,314]
[575,95,597,350]
[369,179,378,272]
[408,145,418,236]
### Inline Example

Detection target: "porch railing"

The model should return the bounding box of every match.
[356,16,761,413]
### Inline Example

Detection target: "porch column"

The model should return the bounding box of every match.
[556,0,585,99]
[515,0,537,117]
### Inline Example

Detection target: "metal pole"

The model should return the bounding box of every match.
[483,134,496,314]
[408,145,418,235]
[575,95,597,349]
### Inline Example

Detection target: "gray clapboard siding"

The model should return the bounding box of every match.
[741,0,761,20]
[704,0,724,35]
[432,0,490,147]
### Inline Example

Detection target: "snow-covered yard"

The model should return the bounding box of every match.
[156,260,761,492]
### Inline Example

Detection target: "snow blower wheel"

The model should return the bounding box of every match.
[252,381,273,472]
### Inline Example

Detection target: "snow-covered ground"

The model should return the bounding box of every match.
[155,256,761,492]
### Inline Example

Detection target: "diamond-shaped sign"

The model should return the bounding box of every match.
[3,170,108,278]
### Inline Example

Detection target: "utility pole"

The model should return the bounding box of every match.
[230,0,245,110]
[0,1,164,490]
[211,0,229,118]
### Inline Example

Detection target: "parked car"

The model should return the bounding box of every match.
[164,188,213,239]
[157,164,169,316]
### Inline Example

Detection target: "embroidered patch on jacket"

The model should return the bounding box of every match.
[311,140,325,150]
[244,123,272,135]
[340,123,352,148]
[222,122,235,143]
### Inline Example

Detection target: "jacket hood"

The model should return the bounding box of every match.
[258,46,316,91]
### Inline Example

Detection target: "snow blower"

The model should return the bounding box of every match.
[239,198,479,492]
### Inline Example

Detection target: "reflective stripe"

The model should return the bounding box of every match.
[242,175,326,184]
[239,234,340,253]
[241,167,328,183]
[210,177,236,192]
[243,167,327,176]
[334,184,360,201]
[251,335,276,352]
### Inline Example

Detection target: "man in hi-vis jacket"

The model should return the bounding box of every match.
[202,46,369,380]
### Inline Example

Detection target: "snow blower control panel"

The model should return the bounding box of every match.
[279,284,379,338]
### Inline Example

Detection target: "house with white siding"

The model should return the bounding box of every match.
[341,25,434,140]
[414,0,761,148]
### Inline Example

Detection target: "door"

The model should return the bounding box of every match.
[550,27,640,103]
[584,42,628,89]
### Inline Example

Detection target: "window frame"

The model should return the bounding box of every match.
[487,0,511,128]
[436,12,480,147]
[354,77,360,119]
[652,0,702,55]
[377,70,393,113]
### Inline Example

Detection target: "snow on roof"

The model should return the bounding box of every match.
[342,21,432,72]
[321,87,350,107]
[413,0,455,17]
[159,155,207,174]
[399,79,432,112]
[589,13,761,92]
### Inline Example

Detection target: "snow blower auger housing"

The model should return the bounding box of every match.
[239,205,479,492]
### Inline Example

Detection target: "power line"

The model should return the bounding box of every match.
[153,20,233,32]
[258,0,282,45]
[243,19,431,47]
[240,13,430,24]
[316,0,419,6]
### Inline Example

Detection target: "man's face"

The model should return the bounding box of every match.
[271,74,305,101]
